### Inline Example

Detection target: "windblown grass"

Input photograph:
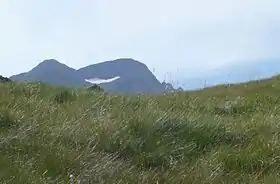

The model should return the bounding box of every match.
[1,76,280,183]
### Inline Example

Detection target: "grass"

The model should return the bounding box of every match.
[1,76,280,183]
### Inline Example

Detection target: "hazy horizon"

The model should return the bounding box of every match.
[1,0,279,82]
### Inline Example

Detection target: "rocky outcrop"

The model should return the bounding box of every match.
[0,75,11,83]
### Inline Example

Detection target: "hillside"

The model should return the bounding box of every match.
[10,58,167,94]
[1,75,280,183]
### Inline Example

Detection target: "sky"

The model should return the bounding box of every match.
[0,0,279,82]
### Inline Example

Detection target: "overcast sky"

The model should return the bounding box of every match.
[0,0,279,81]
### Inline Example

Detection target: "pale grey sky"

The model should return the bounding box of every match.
[0,0,279,81]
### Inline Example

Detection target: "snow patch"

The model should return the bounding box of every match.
[85,76,120,84]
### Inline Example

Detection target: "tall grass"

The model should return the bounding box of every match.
[1,78,280,183]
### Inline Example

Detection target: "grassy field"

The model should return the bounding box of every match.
[1,76,280,183]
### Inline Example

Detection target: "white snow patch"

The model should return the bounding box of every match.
[85,76,120,84]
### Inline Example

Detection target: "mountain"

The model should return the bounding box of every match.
[182,59,280,90]
[10,59,84,87]
[10,58,166,94]
[78,58,165,94]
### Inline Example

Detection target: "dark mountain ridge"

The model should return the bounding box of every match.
[11,59,85,87]
[10,58,168,94]
[78,58,165,94]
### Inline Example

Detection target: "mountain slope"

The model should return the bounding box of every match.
[78,58,166,94]
[10,58,166,94]
[10,59,85,87]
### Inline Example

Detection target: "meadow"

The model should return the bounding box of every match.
[1,76,280,183]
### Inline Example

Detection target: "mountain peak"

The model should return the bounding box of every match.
[114,58,139,62]
[37,59,62,67]
[103,58,146,68]
[32,59,73,73]
[42,59,59,63]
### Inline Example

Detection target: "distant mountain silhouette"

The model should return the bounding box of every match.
[162,81,183,92]
[182,59,280,90]
[10,59,84,87]
[10,58,167,94]
[78,58,166,94]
